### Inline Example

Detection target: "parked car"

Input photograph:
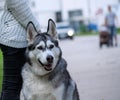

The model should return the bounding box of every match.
[56,22,75,40]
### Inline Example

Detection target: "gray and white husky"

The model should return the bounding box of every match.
[20,19,79,100]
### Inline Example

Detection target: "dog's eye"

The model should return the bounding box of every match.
[49,45,54,49]
[37,46,43,50]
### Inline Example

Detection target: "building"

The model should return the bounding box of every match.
[29,0,120,32]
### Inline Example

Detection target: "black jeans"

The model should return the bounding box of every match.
[0,44,26,100]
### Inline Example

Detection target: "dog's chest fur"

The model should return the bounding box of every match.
[22,64,65,100]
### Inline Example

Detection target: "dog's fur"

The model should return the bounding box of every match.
[20,19,79,100]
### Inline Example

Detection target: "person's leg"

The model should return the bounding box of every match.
[0,44,26,100]
[108,26,113,46]
[113,26,118,46]
[114,34,118,46]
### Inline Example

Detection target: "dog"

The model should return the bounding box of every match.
[20,19,79,100]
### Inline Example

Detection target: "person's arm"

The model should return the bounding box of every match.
[104,17,107,26]
[6,0,41,32]
[105,15,108,26]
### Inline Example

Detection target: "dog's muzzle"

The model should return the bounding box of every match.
[38,55,54,71]
[46,55,53,63]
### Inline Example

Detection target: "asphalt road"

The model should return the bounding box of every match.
[59,35,120,100]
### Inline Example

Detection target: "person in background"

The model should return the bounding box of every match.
[105,5,118,46]
[0,0,41,100]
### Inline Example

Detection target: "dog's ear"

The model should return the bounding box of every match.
[47,19,58,39]
[27,22,38,43]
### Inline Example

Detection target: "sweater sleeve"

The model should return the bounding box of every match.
[6,0,41,32]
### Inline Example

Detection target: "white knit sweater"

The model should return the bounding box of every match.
[0,0,41,48]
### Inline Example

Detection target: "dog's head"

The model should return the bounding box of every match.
[26,19,61,76]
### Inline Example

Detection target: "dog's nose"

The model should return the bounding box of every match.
[47,55,53,63]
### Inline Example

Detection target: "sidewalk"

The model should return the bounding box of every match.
[60,35,120,100]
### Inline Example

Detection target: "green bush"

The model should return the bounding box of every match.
[117,28,120,34]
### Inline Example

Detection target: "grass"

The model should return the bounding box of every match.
[76,31,98,36]
[0,50,3,91]
[76,27,120,36]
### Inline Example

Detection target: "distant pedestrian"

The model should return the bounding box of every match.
[105,5,118,46]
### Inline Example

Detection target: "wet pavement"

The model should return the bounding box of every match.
[59,35,120,100]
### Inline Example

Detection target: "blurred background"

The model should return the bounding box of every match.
[29,0,120,34]
[0,0,120,100]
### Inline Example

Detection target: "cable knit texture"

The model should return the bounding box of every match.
[0,0,41,48]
